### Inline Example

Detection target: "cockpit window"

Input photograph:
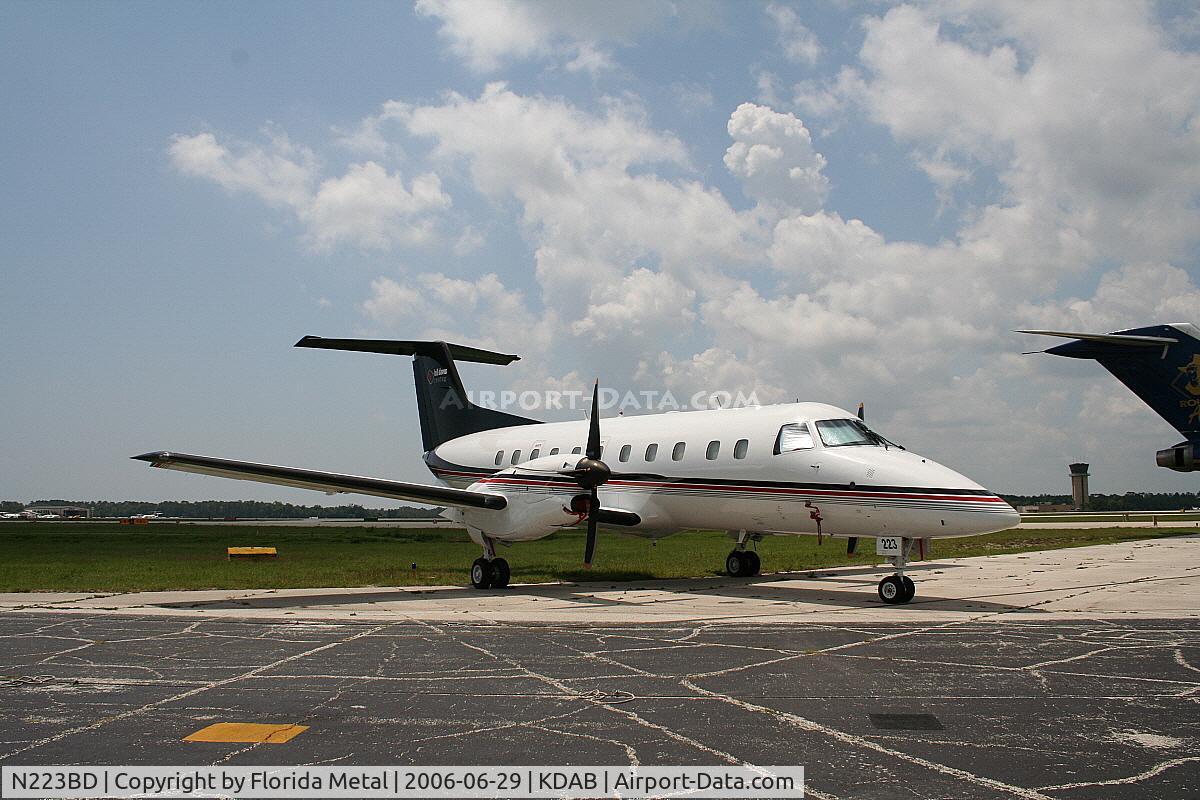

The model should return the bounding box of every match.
[815,418,903,449]
[773,422,814,454]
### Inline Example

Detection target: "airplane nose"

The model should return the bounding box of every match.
[996,499,1021,530]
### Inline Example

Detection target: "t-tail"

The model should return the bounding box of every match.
[295,337,540,453]
[1018,323,1200,471]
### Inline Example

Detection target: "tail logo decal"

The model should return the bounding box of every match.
[426,367,448,384]
[1173,354,1200,423]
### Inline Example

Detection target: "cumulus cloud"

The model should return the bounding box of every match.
[724,103,829,212]
[169,130,449,250]
[571,268,697,342]
[806,3,1200,263]
[306,163,449,249]
[401,83,755,311]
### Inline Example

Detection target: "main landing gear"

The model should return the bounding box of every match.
[877,537,916,604]
[470,536,510,590]
[725,530,761,577]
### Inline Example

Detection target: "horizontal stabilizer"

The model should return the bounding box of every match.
[132,451,508,509]
[295,336,520,365]
[1015,330,1178,347]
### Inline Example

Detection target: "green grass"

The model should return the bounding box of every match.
[0,522,1191,593]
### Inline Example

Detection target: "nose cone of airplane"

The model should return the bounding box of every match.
[991,498,1022,531]
[878,450,1020,535]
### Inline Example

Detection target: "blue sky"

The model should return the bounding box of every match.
[3,1,1200,503]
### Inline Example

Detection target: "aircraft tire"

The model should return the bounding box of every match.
[470,558,494,590]
[725,551,745,577]
[878,575,905,604]
[491,558,511,589]
[745,551,761,576]
[900,575,915,602]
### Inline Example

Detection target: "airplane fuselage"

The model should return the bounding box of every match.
[427,402,1018,543]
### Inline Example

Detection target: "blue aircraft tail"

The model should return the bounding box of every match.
[1019,323,1200,470]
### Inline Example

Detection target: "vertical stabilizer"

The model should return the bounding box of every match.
[1019,323,1200,441]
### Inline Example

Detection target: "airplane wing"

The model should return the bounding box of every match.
[131,451,507,510]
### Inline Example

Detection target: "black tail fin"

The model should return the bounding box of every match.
[295,336,540,451]
[1021,323,1200,441]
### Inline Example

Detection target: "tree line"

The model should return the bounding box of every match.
[1000,492,1200,511]
[0,499,441,518]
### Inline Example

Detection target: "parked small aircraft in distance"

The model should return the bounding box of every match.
[135,337,1019,603]
[1019,323,1200,472]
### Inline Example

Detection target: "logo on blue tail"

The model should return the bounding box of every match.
[1172,354,1200,424]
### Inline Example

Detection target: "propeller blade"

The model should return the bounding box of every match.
[583,488,599,567]
[586,380,602,460]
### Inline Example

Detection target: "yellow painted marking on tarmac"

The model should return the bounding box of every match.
[184,722,308,743]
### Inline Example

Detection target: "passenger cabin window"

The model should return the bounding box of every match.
[530,448,541,459]
[495,450,504,466]
[619,444,631,462]
[706,440,720,460]
[645,443,658,462]
[672,442,686,461]
[734,439,749,459]
[549,447,559,455]
[571,446,582,455]
[510,449,522,465]
[774,423,814,454]
[815,418,878,448]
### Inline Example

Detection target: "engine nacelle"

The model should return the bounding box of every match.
[1156,442,1200,472]
[460,485,585,542]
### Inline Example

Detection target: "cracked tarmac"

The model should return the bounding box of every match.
[1,538,1198,798]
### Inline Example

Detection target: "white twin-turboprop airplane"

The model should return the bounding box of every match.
[135,337,1019,604]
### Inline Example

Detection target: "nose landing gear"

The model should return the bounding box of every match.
[877,537,916,604]
[725,529,762,577]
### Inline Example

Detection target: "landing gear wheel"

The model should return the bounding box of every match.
[745,551,761,577]
[878,575,908,604]
[900,575,915,602]
[491,558,511,589]
[725,551,746,577]
[470,558,494,590]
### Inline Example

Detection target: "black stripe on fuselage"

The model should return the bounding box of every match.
[423,454,996,498]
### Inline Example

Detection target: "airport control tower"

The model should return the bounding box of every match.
[1069,463,1090,511]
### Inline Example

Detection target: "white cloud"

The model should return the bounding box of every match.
[570,268,696,342]
[362,272,559,369]
[766,3,821,65]
[168,130,316,210]
[724,103,829,211]
[414,0,683,73]
[305,163,449,250]
[169,130,449,251]
[402,83,755,312]
[815,3,1200,262]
